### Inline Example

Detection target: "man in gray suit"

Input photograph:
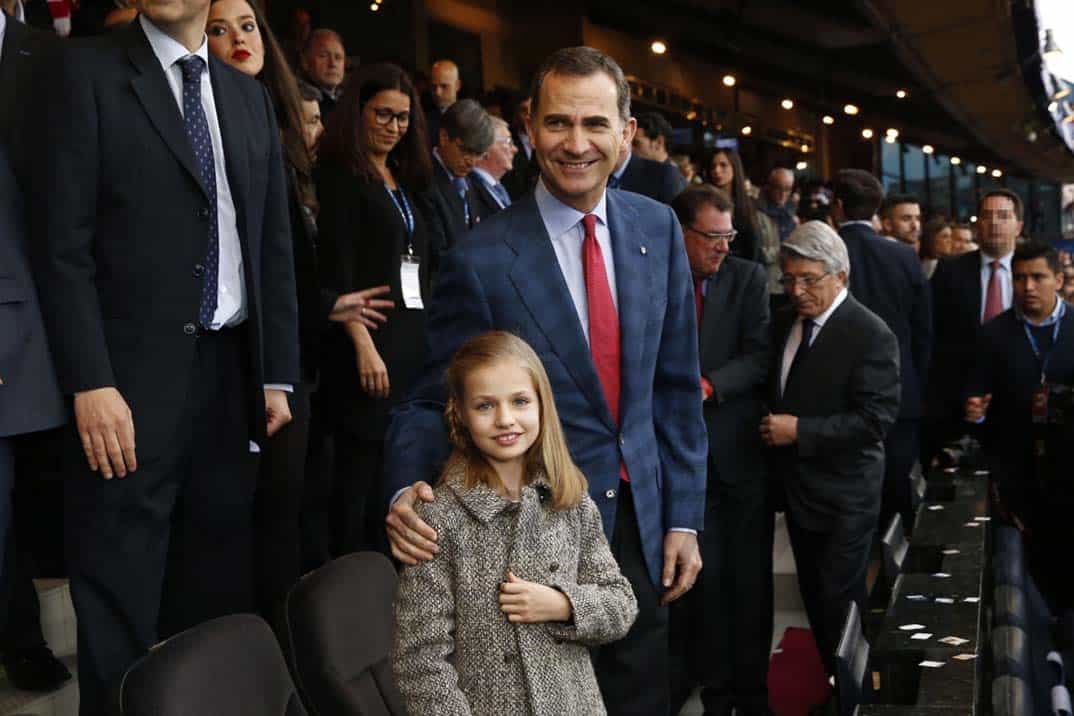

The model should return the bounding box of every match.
[669,184,773,716]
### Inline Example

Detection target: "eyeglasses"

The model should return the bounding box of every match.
[370,108,410,128]
[687,226,737,243]
[779,272,830,289]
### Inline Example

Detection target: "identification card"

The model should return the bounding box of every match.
[1032,384,1049,424]
[400,255,423,310]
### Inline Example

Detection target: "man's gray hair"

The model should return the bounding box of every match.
[780,220,851,277]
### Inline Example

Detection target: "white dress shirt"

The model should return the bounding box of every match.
[780,287,848,396]
[535,179,618,344]
[0,11,7,58]
[979,250,1014,322]
[141,14,245,331]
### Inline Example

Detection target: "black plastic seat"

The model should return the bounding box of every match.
[836,600,871,716]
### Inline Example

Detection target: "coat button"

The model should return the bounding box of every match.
[193,264,205,278]
[183,322,197,336]
[605,489,616,499]
[549,563,559,572]
[198,207,210,219]
[503,652,515,664]
[618,434,626,447]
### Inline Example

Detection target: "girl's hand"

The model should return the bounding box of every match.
[356,343,390,398]
[498,572,572,624]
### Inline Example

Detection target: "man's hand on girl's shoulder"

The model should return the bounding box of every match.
[386,481,440,565]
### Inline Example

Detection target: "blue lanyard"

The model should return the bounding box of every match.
[385,185,415,237]
[1022,302,1065,383]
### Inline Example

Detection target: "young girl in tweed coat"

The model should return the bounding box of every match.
[392,331,638,715]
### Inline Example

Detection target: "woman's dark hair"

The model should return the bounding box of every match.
[704,147,760,245]
[319,63,433,190]
[920,217,951,260]
[210,0,315,210]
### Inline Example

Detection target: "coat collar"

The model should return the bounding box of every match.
[442,461,552,524]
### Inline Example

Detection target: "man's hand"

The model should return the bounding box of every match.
[965,394,992,423]
[661,531,702,606]
[73,387,136,479]
[760,413,798,446]
[700,376,714,402]
[329,285,395,329]
[386,481,439,565]
[264,389,293,437]
[499,572,572,623]
[357,344,390,399]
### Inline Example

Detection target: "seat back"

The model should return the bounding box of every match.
[284,552,405,716]
[118,614,306,716]
[910,464,926,512]
[880,513,907,585]
[835,600,870,716]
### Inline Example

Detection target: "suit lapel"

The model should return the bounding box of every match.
[607,191,649,426]
[505,198,616,429]
[209,61,249,231]
[0,20,19,119]
[125,22,208,199]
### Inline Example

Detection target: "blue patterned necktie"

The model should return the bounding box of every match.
[177,56,219,329]
[491,182,512,208]
[452,176,472,227]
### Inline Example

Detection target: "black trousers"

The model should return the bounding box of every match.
[592,483,670,716]
[880,419,920,533]
[671,475,774,715]
[65,328,256,716]
[253,381,311,625]
[786,512,874,678]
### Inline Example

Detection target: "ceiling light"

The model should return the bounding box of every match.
[950,156,961,165]
[822,115,835,125]
[370,2,378,8]
[861,128,874,139]
[922,144,934,154]
[650,41,667,55]
[741,125,752,136]
[884,135,896,144]
[992,169,1003,178]
[885,128,899,138]
[896,89,908,99]
[796,161,808,171]
[781,99,794,110]
[800,144,809,153]
[970,215,978,223]
[844,104,859,116]
[722,75,736,87]
[977,165,987,174]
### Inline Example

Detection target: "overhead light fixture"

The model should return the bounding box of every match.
[977,165,988,174]
[800,144,810,153]
[844,104,859,116]
[861,128,874,139]
[722,75,736,87]
[370,2,378,8]
[781,99,794,110]
[885,135,896,144]
[796,161,808,171]
[950,156,962,165]
[1043,29,1063,63]
[896,89,908,99]
[922,144,934,154]
[970,215,978,223]
[650,40,667,55]
[741,125,752,136]
[885,128,899,138]
[992,169,1003,178]
[822,115,835,125]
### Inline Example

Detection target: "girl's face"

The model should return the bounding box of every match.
[709,152,734,189]
[933,226,954,257]
[362,88,410,157]
[461,360,540,471]
[206,0,265,77]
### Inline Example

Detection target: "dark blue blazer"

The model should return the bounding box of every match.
[839,222,931,419]
[384,189,708,588]
[0,147,65,438]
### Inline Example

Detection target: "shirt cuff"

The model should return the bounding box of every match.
[668,527,697,535]
[264,384,294,393]
[390,487,409,507]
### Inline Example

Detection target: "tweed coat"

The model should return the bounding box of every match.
[392,466,638,715]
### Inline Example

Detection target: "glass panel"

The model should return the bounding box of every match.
[929,154,951,219]
[954,163,975,221]
[903,144,926,205]
[882,139,902,194]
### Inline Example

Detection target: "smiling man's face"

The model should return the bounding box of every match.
[528,70,634,212]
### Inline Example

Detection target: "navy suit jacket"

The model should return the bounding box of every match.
[0,147,65,438]
[619,154,687,205]
[929,250,986,422]
[839,223,931,419]
[384,189,708,588]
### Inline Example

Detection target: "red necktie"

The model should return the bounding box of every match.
[983,260,1003,323]
[582,214,627,482]
[693,277,705,325]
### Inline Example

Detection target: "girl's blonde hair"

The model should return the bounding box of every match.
[443,331,587,510]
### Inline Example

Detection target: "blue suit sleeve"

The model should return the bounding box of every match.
[383,247,495,508]
[653,206,708,531]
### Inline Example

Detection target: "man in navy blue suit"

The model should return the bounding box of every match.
[384,46,707,715]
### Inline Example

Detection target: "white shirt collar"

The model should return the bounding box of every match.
[535,178,608,239]
[0,12,7,49]
[804,286,848,330]
[139,14,210,74]
[980,249,1014,271]
[612,152,631,181]
[470,166,498,188]
[1019,295,1066,327]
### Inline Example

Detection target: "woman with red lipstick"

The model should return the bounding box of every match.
[205,0,395,626]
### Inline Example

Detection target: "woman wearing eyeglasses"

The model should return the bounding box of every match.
[313,64,435,559]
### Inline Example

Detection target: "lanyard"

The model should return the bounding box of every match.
[1022,302,1065,384]
[385,185,415,240]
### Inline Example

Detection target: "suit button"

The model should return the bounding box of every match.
[549,563,559,573]
[198,207,210,219]
[193,264,205,278]
[503,653,515,664]
[183,322,197,336]
[605,489,616,500]
[618,434,626,447]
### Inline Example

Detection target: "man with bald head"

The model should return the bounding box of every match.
[757,166,797,243]
[301,28,345,116]
[426,58,461,148]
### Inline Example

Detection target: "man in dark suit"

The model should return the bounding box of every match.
[610,144,687,205]
[503,94,539,199]
[468,115,517,222]
[0,4,54,174]
[384,47,706,716]
[762,221,900,682]
[833,170,931,532]
[669,185,773,716]
[32,5,299,713]
[424,58,461,150]
[927,189,1021,463]
[420,98,494,260]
